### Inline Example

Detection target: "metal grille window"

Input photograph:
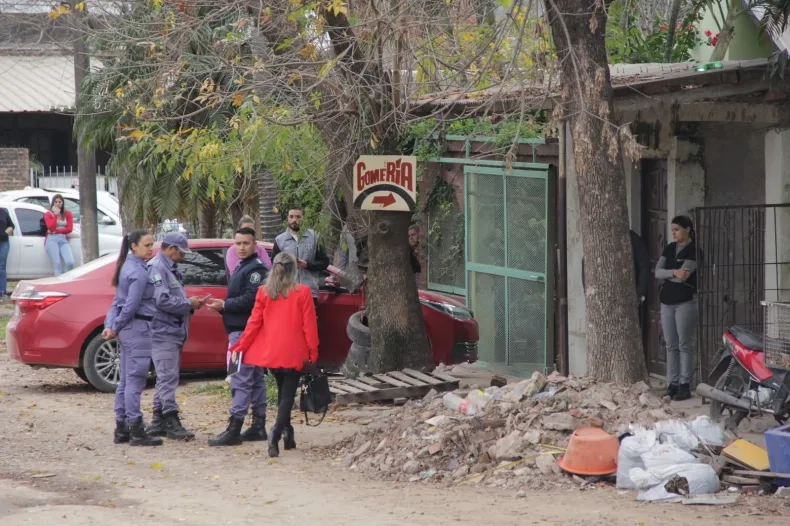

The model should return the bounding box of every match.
[465,165,554,374]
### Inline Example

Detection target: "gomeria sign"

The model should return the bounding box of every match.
[353,155,417,212]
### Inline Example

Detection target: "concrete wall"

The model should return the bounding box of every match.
[690,9,775,62]
[701,123,766,207]
[0,148,30,191]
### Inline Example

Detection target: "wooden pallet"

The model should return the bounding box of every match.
[330,369,460,404]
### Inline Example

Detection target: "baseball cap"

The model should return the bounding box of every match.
[162,232,191,253]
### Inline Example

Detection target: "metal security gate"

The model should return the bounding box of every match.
[694,204,790,378]
[465,165,555,375]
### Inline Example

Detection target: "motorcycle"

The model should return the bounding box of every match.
[696,308,790,432]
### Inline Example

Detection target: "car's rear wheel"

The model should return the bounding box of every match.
[82,334,120,393]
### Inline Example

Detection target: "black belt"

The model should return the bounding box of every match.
[134,314,154,321]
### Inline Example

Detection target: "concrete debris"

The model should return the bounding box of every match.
[332,372,684,491]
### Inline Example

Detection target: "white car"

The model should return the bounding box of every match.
[0,188,123,237]
[0,200,122,280]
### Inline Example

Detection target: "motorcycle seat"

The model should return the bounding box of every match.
[729,326,764,352]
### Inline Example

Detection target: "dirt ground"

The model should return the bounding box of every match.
[0,346,788,525]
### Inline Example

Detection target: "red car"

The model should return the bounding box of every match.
[6,239,479,392]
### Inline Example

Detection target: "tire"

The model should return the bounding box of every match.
[348,342,371,367]
[82,333,121,393]
[346,311,371,347]
[342,343,371,378]
[74,368,89,383]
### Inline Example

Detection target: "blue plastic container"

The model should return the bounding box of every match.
[765,424,790,486]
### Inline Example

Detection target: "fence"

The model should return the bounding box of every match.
[30,166,117,195]
[694,204,790,378]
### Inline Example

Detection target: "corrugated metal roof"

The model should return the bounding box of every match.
[409,58,771,110]
[0,53,76,112]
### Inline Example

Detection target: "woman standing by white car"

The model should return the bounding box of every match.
[44,194,75,276]
[0,207,14,299]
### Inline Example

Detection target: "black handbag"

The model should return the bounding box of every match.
[299,372,331,426]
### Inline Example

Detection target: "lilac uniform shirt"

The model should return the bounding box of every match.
[226,244,272,275]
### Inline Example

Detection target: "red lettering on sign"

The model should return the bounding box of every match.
[356,158,415,192]
[401,161,413,192]
[386,161,397,185]
[356,162,366,192]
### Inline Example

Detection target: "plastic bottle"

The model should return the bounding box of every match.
[443,392,478,415]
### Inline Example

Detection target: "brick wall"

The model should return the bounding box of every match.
[0,148,30,191]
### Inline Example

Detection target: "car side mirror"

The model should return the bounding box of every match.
[101,216,115,226]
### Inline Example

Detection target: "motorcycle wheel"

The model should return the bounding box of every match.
[709,367,747,432]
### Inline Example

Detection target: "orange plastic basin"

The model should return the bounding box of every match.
[557,427,619,476]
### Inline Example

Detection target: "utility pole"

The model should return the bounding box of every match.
[71,0,98,261]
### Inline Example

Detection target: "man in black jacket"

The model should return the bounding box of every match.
[582,230,652,322]
[205,227,268,446]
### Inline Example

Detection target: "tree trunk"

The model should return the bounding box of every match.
[545,0,647,385]
[199,203,216,238]
[72,0,98,262]
[663,0,684,62]
[255,167,281,242]
[115,168,135,234]
[710,0,739,61]
[366,210,433,372]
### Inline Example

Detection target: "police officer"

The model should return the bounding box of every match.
[104,229,162,446]
[207,227,268,446]
[272,208,329,309]
[146,232,203,440]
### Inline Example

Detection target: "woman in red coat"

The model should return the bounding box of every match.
[231,251,319,457]
[43,194,75,276]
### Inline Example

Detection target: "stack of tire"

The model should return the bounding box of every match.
[341,311,371,379]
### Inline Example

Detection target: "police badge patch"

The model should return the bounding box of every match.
[249,272,262,284]
[150,273,163,287]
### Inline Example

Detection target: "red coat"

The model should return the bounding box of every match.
[231,284,319,370]
[44,210,74,236]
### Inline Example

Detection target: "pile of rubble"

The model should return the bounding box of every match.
[332,371,683,490]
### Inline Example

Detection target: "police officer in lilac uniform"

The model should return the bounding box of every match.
[207,227,268,446]
[146,232,203,440]
[104,229,162,447]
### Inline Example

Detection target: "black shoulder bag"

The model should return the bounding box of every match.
[299,371,331,427]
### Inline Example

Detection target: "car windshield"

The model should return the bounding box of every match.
[60,253,116,279]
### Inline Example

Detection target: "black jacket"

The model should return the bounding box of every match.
[0,208,14,243]
[582,230,651,299]
[222,254,267,334]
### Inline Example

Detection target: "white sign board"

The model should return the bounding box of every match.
[353,155,416,212]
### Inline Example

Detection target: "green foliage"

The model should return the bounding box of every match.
[424,177,465,290]
[606,0,704,63]
[402,116,546,162]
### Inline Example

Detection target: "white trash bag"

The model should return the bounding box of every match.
[616,428,657,489]
[633,463,720,502]
[688,415,725,447]
[653,420,700,451]
[641,440,697,470]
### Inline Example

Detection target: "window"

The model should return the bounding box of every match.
[22,197,50,208]
[178,249,227,286]
[15,208,45,236]
[62,198,112,224]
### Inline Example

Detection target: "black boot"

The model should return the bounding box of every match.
[268,429,281,458]
[128,417,164,447]
[113,420,130,444]
[207,417,244,447]
[240,414,268,442]
[666,383,679,399]
[163,411,195,441]
[282,426,296,451]
[673,383,692,401]
[146,409,165,437]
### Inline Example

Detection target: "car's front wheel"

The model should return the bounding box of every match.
[82,333,120,393]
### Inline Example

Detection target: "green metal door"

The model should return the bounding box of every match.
[465,164,555,375]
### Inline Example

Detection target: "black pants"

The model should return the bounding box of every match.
[271,369,300,438]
